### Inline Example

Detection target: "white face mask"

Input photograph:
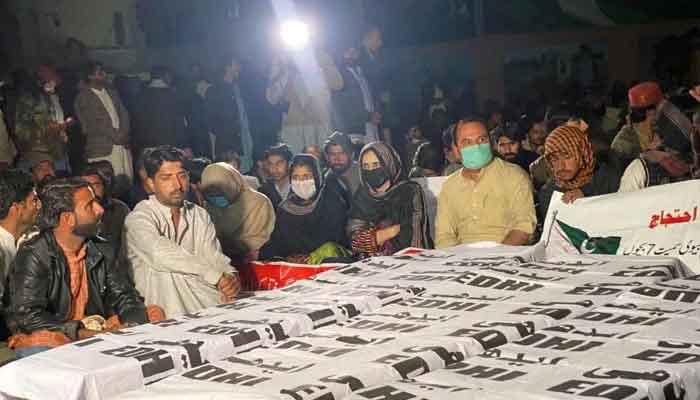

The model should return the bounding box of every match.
[291,179,316,200]
[43,81,56,93]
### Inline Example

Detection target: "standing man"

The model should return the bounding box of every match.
[205,57,244,167]
[14,65,70,174]
[124,146,240,317]
[266,48,343,154]
[132,66,188,160]
[74,62,133,194]
[0,170,40,297]
[333,46,384,147]
[435,118,536,248]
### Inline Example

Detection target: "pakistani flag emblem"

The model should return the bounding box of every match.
[553,220,621,255]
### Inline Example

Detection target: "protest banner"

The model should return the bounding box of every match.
[542,180,700,273]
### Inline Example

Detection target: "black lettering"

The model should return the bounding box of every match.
[231,330,262,348]
[664,290,700,303]
[549,380,595,395]
[581,384,637,400]
[135,349,175,378]
[280,384,332,400]
[456,365,507,379]
[510,307,572,320]
[73,337,104,347]
[183,365,226,380]
[630,287,663,298]
[213,372,265,385]
[576,312,611,322]
[357,385,414,400]
[629,350,672,362]
[392,356,431,379]
[321,375,366,391]
[471,329,508,350]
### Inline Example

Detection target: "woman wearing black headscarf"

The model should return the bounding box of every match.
[260,154,350,264]
[348,142,433,259]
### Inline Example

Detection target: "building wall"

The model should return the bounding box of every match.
[7,0,143,66]
[406,19,700,108]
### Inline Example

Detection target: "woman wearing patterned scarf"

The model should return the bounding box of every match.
[348,142,433,259]
[538,126,624,218]
[260,154,350,264]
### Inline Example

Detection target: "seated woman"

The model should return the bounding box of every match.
[201,163,276,265]
[348,142,433,259]
[260,154,350,264]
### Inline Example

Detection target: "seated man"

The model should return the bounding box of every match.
[492,122,539,172]
[612,82,693,160]
[323,131,361,208]
[539,126,623,218]
[5,178,162,358]
[184,157,212,206]
[441,125,462,176]
[258,144,293,210]
[81,162,131,254]
[0,170,40,364]
[124,146,240,317]
[435,117,536,248]
[0,170,41,291]
[618,112,695,192]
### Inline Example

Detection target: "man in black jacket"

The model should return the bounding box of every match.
[332,46,383,144]
[131,66,188,160]
[5,178,160,358]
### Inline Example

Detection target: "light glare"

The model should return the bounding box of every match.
[281,20,310,50]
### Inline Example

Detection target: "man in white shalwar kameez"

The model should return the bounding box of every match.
[124,146,240,317]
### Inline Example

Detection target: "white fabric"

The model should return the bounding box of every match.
[274,180,290,201]
[0,225,16,278]
[0,242,698,400]
[87,145,134,181]
[90,88,120,129]
[47,93,65,123]
[124,197,234,317]
[618,158,647,193]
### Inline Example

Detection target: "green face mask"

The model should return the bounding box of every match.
[461,144,493,169]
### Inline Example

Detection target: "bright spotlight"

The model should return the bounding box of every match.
[281,20,310,50]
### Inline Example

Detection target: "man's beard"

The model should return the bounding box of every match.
[331,162,351,175]
[73,221,100,238]
[502,153,517,161]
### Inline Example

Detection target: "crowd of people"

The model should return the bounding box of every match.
[0,24,700,364]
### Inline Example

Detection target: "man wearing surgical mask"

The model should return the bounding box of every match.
[435,117,536,248]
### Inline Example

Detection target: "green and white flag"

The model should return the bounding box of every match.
[550,219,621,255]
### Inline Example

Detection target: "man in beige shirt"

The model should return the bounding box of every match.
[435,118,536,248]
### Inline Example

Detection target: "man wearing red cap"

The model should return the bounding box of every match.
[611,81,693,160]
[615,82,694,192]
